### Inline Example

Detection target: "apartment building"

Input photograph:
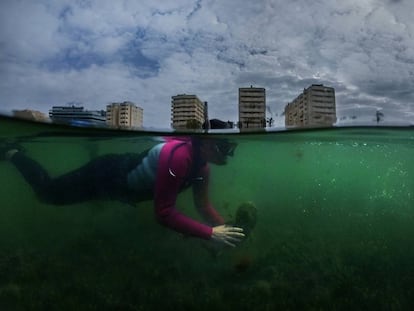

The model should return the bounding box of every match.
[238,86,266,129]
[284,84,336,127]
[106,102,143,129]
[171,94,206,129]
[49,105,106,126]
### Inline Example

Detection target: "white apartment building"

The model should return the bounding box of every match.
[284,84,336,127]
[171,94,206,129]
[49,105,106,126]
[106,102,143,129]
[238,86,266,129]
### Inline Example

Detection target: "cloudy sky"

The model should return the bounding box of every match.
[1,0,413,128]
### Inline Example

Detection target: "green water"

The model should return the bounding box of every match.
[1,116,413,310]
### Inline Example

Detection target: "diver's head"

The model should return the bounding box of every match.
[196,137,237,165]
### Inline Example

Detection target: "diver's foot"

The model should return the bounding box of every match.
[0,141,23,160]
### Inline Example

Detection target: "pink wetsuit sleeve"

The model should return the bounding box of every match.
[154,141,213,240]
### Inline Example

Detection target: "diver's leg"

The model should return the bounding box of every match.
[9,151,56,202]
[47,152,150,204]
[8,152,119,205]
[10,152,148,205]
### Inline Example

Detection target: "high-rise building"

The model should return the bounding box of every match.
[171,94,205,129]
[106,102,143,129]
[49,105,106,126]
[238,86,266,129]
[284,84,336,127]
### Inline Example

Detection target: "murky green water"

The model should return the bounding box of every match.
[1,116,413,310]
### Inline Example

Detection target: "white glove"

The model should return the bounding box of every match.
[211,225,245,247]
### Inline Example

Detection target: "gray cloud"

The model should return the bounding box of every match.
[0,0,413,128]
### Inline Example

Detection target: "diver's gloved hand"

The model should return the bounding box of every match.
[211,225,245,247]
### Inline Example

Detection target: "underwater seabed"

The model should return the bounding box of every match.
[1,116,414,310]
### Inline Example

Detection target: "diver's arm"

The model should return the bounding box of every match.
[192,164,225,226]
[153,142,213,240]
[192,166,245,247]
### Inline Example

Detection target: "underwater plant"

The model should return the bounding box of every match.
[233,201,257,238]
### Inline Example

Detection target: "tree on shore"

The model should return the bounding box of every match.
[376,110,384,124]
[186,119,202,129]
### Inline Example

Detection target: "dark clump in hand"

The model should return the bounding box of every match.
[234,201,257,238]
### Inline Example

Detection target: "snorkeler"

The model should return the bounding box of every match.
[1,137,245,247]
